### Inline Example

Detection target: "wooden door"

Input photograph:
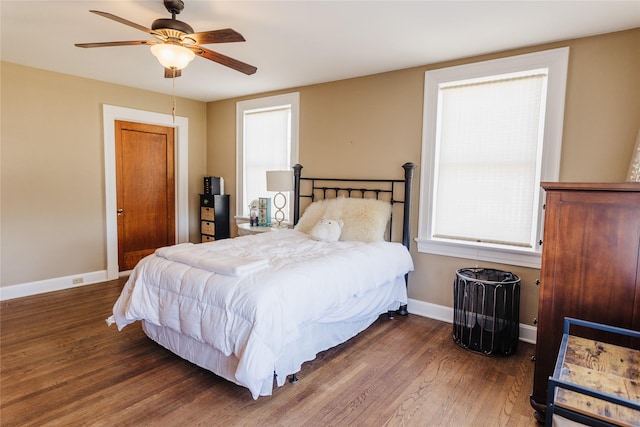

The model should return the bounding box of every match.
[115,121,175,271]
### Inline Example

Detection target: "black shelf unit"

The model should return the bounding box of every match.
[199,194,230,242]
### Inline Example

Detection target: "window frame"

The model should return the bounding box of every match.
[235,92,300,222]
[416,48,569,268]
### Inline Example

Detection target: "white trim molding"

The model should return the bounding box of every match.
[103,105,189,280]
[235,92,300,219]
[416,47,569,269]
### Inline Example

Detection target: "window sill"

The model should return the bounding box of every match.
[415,238,542,269]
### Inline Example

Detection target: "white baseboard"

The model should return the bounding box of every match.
[0,270,109,301]
[407,298,537,345]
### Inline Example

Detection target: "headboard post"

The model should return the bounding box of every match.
[292,163,303,225]
[402,162,416,250]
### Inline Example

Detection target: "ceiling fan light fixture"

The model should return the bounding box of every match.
[150,43,195,70]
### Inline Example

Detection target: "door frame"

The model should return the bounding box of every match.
[103,105,189,280]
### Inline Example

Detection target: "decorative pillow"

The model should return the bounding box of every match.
[338,198,391,243]
[294,199,332,233]
[309,218,344,242]
[296,197,391,243]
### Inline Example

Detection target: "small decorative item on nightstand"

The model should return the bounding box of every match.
[258,197,271,227]
[249,199,259,226]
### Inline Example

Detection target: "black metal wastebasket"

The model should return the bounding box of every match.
[453,268,520,355]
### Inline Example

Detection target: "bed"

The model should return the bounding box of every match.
[108,162,417,399]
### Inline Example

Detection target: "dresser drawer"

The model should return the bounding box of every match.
[201,221,215,235]
[201,234,215,243]
[201,207,215,221]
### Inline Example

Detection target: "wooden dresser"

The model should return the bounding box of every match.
[530,182,640,422]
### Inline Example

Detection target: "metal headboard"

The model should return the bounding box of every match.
[292,163,416,250]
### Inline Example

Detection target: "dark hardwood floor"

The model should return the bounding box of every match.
[1,279,539,426]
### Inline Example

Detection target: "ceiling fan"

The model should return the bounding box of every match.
[75,0,257,78]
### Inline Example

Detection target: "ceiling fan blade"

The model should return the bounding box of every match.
[193,46,257,75]
[164,68,182,78]
[89,10,156,35]
[75,40,155,48]
[188,28,246,45]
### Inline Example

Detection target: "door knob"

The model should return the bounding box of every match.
[117,209,124,216]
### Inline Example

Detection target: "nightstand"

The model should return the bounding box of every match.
[237,223,289,236]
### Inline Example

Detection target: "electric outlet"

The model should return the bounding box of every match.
[72,277,84,285]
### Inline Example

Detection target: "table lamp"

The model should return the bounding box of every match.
[266,170,294,227]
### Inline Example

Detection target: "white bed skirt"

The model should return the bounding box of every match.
[142,275,407,398]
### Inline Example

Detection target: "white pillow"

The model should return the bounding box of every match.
[296,197,391,243]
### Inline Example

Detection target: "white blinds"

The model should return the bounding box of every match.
[432,72,547,248]
[243,106,292,216]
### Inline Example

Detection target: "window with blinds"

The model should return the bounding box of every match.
[417,48,569,268]
[433,72,546,248]
[236,93,299,220]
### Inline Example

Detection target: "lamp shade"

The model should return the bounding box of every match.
[266,170,294,192]
[150,43,196,70]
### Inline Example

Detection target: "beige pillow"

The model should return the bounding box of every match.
[296,197,391,243]
[339,198,391,243]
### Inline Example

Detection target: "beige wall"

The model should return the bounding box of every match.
[1,62,207,287]
[206,28,640,326]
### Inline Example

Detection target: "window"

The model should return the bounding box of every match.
[417,48,569,268]
[236,92,299,221]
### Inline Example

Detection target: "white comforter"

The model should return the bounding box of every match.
[109,230,413,398]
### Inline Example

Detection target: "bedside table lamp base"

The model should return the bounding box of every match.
[273,192,286,226]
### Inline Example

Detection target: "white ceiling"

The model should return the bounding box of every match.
[2,1,639,102]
